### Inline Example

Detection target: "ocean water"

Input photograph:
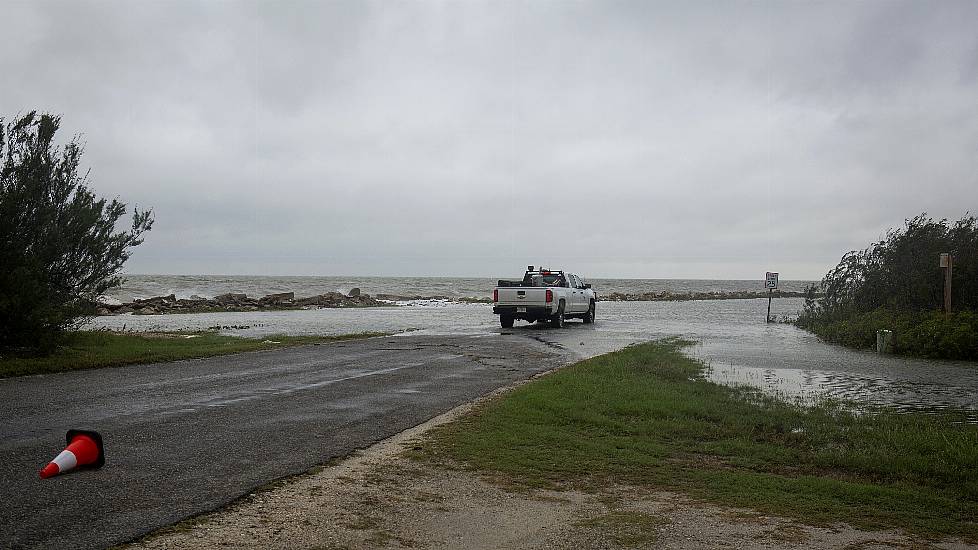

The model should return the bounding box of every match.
[107,274,816,302]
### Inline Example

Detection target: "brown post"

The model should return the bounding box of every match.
[945,254,953,317]
[940,253,953,317]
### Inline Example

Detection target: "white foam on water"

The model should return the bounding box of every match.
[97,295,123,306]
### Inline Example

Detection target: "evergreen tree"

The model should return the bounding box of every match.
[0,112,153,350]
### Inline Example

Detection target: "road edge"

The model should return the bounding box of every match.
[119,343,571,548]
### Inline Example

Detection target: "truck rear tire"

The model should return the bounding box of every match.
[500,315,514,328]
[551,302,566,328]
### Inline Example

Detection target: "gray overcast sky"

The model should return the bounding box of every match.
[3,0,977,279]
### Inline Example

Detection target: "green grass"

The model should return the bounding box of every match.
[0,330,387,378]
[420,339,978,540]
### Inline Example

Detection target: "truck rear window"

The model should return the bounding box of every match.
[530,274,565,287]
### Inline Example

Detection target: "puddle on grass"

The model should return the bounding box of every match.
[705,360,978,423]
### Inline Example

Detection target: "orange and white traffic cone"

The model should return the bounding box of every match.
[39,429,105,479]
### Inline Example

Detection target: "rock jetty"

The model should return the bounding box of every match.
[96,290,385,316]
[598,290,812,302]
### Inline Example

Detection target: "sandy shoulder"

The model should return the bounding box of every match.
[127,381,974,550]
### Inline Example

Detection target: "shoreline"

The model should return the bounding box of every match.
[96,290,387,316]
[96,290,812,317]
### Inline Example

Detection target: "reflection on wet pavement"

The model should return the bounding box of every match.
[90,298,978,419]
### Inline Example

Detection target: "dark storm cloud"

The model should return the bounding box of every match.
[3,0,976,279]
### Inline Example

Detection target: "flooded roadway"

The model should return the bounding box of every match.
[5,298,976,549]
[92,297,978,419]
[0,334,565,549]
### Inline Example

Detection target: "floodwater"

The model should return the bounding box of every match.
[88,297,978,420]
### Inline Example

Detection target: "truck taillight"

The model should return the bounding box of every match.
[493,289,498,302]
[546,289,553,303]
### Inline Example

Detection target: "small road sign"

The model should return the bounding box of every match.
[764,272,779,323]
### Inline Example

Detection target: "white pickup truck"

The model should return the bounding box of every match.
[492,266,597,328]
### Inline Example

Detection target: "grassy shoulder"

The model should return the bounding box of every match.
[419,339,978,540]
[799,309,978,360]
[0,330,387,378]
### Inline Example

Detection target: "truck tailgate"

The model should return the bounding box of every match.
[496,287,548,306]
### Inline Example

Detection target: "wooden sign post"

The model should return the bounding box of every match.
[765,272,779,323]
[940,253,953,317]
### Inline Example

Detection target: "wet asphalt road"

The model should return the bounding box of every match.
[0,334,567,550]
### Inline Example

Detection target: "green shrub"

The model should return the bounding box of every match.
[0,112,152,350]
[798,214,977,360]
[807,309,978,360]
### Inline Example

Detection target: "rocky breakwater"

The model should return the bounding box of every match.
[96,288,386,316]
[599,290,812,302]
